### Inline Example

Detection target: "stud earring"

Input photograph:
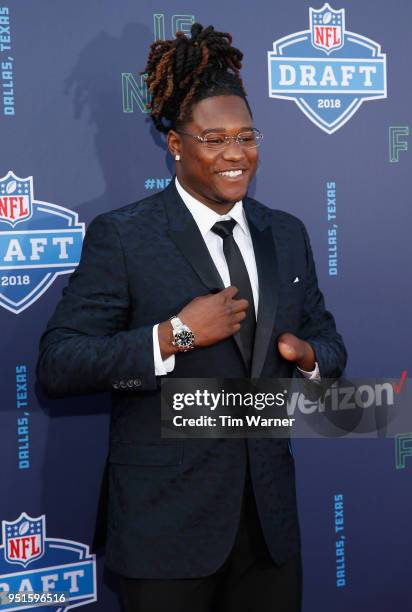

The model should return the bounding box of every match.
[175,154,181,161]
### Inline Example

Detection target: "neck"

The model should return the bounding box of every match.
[177,176,238,215]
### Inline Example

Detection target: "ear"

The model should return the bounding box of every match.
[167,130,182,160]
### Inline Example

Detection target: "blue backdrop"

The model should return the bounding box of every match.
[1,1,411,610]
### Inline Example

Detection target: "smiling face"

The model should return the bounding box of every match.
[167,95,258,214]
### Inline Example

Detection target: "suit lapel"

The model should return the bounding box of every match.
[244,200,279,378]
[161,180,249,369]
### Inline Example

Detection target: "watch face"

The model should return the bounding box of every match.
[175,329,195,349]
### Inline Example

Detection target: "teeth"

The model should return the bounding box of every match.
[219,170,243,177]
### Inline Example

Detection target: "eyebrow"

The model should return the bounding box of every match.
[201,126,254,134]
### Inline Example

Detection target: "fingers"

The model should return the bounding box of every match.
[230,298,249,313]
[233,309,247,323]
[220,285,239,299]
[229,304,247,336]
[278,331,297,343]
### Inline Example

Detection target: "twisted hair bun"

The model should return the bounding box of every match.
[143,23,250,133]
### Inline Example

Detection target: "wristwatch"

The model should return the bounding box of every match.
[169,316,195,352]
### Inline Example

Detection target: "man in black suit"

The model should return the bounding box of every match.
[37,23,346,612]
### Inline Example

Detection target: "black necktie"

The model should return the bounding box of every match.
[211,219,256,373]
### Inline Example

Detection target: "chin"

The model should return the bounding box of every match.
[215,187,248,204]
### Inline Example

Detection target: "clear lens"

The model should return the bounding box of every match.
[202,130,263,149]
[237,131,259,146]
[203,134,228,147]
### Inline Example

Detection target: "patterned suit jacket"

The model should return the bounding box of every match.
[37,180,347,578]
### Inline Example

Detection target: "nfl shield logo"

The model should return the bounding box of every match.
[0,171,33,227]
[310,3,345,54]
[3,512,45,568]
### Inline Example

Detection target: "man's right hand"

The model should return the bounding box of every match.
[158,286,249,359]
[179,285,249,346]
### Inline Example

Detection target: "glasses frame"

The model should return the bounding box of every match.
[175,127,263,149]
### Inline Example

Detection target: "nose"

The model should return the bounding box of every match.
[221,140,246,161]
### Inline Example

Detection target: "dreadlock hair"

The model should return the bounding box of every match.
[143,23,252,134]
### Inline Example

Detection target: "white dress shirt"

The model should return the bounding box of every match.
[152,177,320,380]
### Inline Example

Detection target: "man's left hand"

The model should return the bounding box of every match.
[277,332,316,371]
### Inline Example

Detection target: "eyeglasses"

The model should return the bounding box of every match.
[175,128,263,150]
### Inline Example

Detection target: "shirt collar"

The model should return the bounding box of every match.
[175,177,249,238]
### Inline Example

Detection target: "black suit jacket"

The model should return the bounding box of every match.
[37,180,347,578]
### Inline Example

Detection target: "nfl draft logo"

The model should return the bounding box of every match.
[0,512,96,611]
[0,171,84,314]
[267,3,387,133]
